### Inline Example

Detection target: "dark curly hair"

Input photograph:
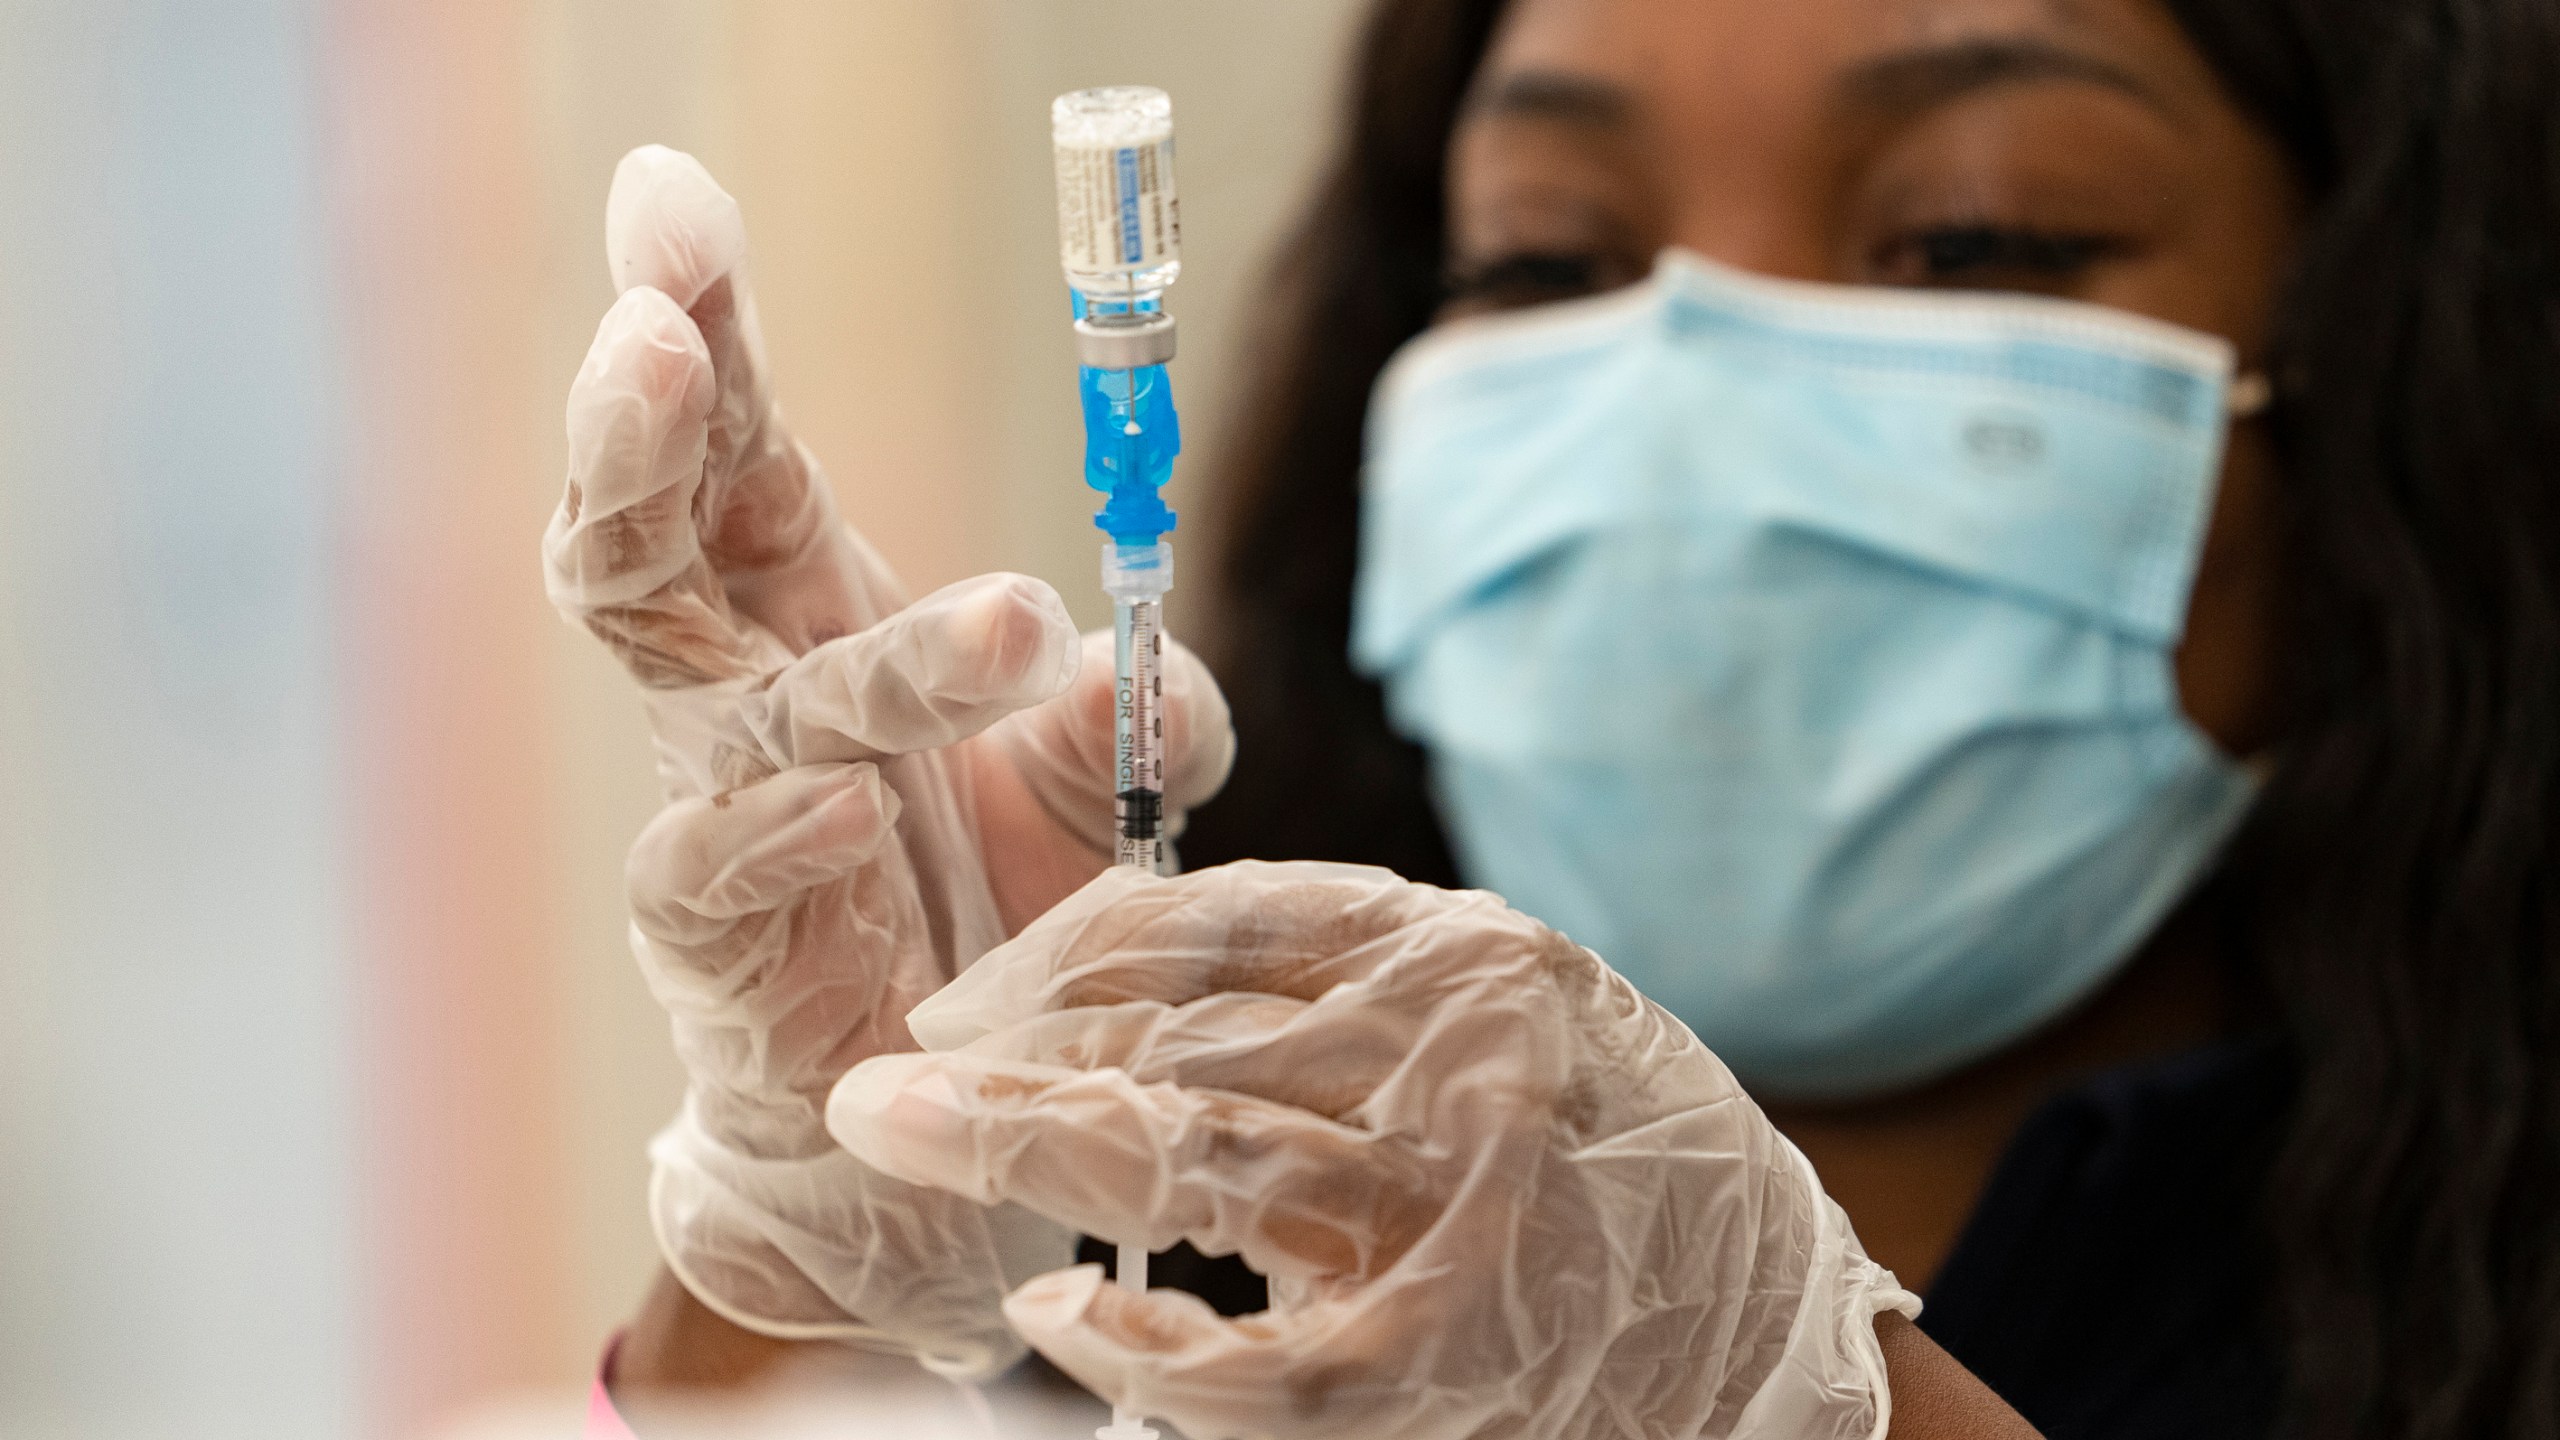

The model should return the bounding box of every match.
[1176,0,2560,1435]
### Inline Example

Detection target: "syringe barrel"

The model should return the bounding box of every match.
[1112,592,1167,874]
[1052,87,1181,302]
[1109,540,1173,875]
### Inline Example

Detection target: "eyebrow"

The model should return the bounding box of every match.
[1838,37,2171,121]
[1467,69,1637,129]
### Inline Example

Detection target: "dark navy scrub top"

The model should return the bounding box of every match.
[1920,1039,2290,1439]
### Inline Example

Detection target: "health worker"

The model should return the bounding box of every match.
[543,0,2560,1436]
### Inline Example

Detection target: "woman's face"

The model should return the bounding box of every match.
[1445,0,2302,753]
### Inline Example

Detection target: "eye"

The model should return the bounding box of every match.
[1440,251,1619,313]
[1870,223,2123,291]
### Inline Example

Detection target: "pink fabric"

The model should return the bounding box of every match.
[588,1334,639,1440]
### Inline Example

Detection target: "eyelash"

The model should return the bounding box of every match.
[1880,224,2122,284]
[1443,223,2120,311]
[1441,252,1609,308]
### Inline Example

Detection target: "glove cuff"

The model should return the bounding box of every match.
[1723,1141,1922,1440]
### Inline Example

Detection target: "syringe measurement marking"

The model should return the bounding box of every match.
[1115,599,1165,869]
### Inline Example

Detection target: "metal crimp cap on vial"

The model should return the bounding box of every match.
[1073,311,1178,369]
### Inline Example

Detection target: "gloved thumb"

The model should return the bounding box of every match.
[1004,1265,1325,1440]
[1003,1266,1217,1413]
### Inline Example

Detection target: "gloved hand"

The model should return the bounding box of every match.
[827,861,1920,1439]
[544,145,1234,1374]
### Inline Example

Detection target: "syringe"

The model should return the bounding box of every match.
[1053,84,1183,1440]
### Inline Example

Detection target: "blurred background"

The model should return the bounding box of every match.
[0,2,1369,1435]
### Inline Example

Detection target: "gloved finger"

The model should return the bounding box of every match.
[904,861,1532,1050]
[605,143,746,309]
[1067,629,1238,809]
[1001,1264,1434,1440]
[606,145,902,647]
[985,630,1236,855]
[731,572,1080,769]
[827,1050,1438,1284]
[548,286,779,687]
[626,761,899,946]
[1161,634,1239,811]
[950,989,1412,1124]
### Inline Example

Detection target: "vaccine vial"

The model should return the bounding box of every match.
[1052,86,1181,305]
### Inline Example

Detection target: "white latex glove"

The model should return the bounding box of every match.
[544,145,1234,1374]
[827,861,1920,1439]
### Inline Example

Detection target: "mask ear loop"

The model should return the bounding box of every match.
[2219,366,2281,779]
[2228,370,2274,418]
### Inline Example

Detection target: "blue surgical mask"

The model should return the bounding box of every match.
[1351,250,2259,1100]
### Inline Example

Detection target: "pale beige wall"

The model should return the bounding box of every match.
[525,0,1375,1373]
[1,4,1379,1433]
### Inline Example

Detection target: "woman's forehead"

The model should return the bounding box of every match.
[1472,0,2220,121]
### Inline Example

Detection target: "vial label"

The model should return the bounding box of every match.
[1055,135,1180,276]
